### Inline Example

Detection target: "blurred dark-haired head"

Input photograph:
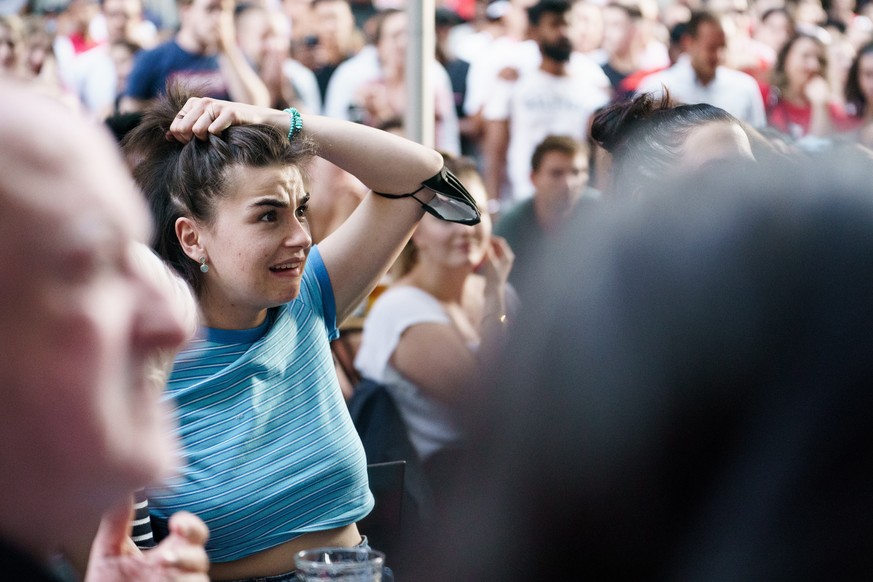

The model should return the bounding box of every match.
[411,150,873,580]
[528,0,573,62]
[526,0,571,26]
[590,92,752,197]
[682,11,725,83]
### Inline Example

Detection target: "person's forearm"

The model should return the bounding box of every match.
[484,154,505,203]
[300,113,444,193]
[296,113,443,320]
[218,48,271,107]
[482,284,507,324]
[482,119,509,201]
[808,102,834,137]
[258,55,285,109]
[478,289,509,376]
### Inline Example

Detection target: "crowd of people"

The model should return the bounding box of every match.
[3,0,873,580]
[5,0,873,184]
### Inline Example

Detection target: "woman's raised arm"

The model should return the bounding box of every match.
[308,114,445,320]
[167,98,452,321]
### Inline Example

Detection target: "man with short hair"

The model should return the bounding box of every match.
[636,11,766,127]
[121,0,269,112]
[600,1,645,98]
[495,134,598,289]
[0,77,208,581]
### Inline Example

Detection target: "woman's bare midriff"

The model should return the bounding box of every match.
[209,523,362,581]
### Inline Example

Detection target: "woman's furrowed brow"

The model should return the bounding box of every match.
[248,197,290,209]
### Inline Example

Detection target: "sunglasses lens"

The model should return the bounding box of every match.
[426,192,480,223]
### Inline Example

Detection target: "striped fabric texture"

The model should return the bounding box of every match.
[131,490,155,548]
[148,247,373,562]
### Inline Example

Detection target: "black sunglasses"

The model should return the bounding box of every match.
[374,165,482,226]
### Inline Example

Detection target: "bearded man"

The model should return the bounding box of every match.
[481,0,610,206]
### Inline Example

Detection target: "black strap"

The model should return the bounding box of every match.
[372,184,427,199]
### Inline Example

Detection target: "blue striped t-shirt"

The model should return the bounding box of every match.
[148,246,374,562]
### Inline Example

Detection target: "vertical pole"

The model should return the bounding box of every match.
[405,0,436,148]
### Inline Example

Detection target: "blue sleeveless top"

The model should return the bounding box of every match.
[148,246,373,562]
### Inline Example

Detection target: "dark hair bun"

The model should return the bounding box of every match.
[590,91,672,153]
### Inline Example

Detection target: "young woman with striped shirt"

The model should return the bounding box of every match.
[123,83,477,580]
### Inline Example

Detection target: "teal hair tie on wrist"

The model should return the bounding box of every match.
[283,107,303,141]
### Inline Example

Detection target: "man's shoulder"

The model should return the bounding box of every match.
[138,39,183,59]
[716,66,760,89]
[569,52,611,89]
[495,198,537,237]
[515,68,600,93]
[636,63,682,93]
[132,39,194,72]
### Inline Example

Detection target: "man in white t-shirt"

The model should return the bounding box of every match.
[637,11,766,127]
[481,0,611,206]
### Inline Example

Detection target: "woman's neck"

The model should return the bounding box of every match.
[199,292,268,330]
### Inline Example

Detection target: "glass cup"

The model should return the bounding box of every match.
[295,547,385,581]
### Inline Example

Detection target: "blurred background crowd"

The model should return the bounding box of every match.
[5,0,873,187]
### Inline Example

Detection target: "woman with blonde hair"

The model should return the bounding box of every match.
[354,155,514,487]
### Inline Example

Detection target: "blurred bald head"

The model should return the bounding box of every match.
[0,78,186,560]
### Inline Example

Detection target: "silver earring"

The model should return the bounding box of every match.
[199,256,209,273]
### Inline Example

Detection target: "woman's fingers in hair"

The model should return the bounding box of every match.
[186,98,223,141]
[168,98,263,142]
[167,97,204,143]
[167,97,229,143]
[206,107,238,138]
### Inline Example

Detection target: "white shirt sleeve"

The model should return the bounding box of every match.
[282,59,323,115]
[481,77,515,121]
[354,286,451,383]
[76,50,117,116]
[636,71,668,97]
[323,46,379,120]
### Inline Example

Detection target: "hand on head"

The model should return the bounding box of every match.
[217,0,236,52]
[167,97,282,143]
